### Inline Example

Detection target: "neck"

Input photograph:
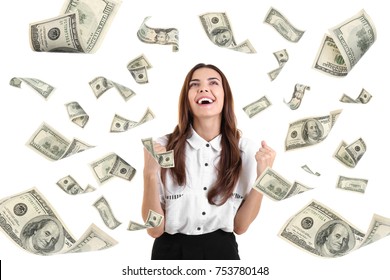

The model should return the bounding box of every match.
[192,117,221,141]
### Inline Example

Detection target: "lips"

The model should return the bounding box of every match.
[196,97,215,105]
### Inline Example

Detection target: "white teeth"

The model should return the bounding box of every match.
[197,98,214,104]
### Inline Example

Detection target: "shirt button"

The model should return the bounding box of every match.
[203,187,207,191]
[202,212,206,215]
[204,163,208,167]
[197,227,201,231]
[206,143,210,147]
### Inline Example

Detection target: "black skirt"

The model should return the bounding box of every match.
[151,229,240,260]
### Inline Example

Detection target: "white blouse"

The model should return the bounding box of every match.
[156,127,258,235]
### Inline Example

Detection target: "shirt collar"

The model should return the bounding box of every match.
[187,126,222,151]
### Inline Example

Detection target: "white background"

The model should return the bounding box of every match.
[0,0,389,279]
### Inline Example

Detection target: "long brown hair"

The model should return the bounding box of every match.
[161,63,242,205]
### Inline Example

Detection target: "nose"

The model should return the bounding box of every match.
[198,88,209,93]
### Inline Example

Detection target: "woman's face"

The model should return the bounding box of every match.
[187,67,225,121]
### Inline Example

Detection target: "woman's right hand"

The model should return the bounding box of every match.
[143,142,167,176]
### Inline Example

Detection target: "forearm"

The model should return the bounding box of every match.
[233,188,263,235]
[142,172,165,238]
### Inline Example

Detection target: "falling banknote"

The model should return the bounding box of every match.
[27,122,94,161]
[137,16,179,52]
[279,199,390,258]
[285,109,342,151]
[313,9,376,77]
[29,0,122,53]
[10,77,55,99]
[252,167,313,201]
[199,12,256,53]
[142,137,175,168]
[127,209,164,231]
[284,83,310,110]
[0,187,117,255]
[90,153,136,184]
[333,138,366,168]
[264,7,305,42]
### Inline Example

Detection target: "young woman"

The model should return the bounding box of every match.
[142,63,276,260]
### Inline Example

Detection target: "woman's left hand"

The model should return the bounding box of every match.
[255,140,276,177]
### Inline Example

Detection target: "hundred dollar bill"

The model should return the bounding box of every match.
[137,16,179,52]
[127,209,164,231]
[27,122,94,161]
[336,176,368,194]
[66,223,118,253]
[110,107,155,132]
[301,165,320,176]
[65,101,89,128]
[268,49,289,81]
[340,88,372,104]
[242,96,271,118]
[127,54,152,84]
[93,196,121,230]
[264,7,305,42]
[279,199,365,258]
[30,0,121,53]
[285,109,342,151]
[89,76,136,101]
[57,175,85,195]
[334,138,366,168]
[360,214,390,248]
[313,9,376,76]
[56,175,95,195]
[90,153,136,184]
[199,12,256,53]
[141,138,175,168]
[10,77,55,99]
[252,167,313,201]
[284,83,310,110]
[0,187,77,255]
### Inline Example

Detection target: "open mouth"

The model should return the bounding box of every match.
[197,97,214,105]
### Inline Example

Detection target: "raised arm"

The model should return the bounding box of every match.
[233,140,276,235]
[142,142,166,238]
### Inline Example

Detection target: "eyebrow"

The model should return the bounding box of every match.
[190,77,221,82]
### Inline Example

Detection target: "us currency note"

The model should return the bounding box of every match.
[127,209,164,231]
[27,122,94,161]
[89,76,136,101]
[334,138,366,168]
[313,10,376,76]
[242,96,271,118]
[137,16,179,51]
[301,165,320,176]
[66,223,118,253]
[57,175,88,195]
[279,199,365,257]
[30,0,121,53]
[360,214,390,248]
[93,196,121,230]
[264,7,305,42]
[268,49,289,81]
[10,77,55,99]
[65,101,89,128]
[252,167,313,201]
[127,54,152,84]
[199,12,256,53]
[285,109,342,151]
[90,153,136,184]
[110,107,155,132]
[340,88,372,104]
[284,83,310,110]
[0,187,76,255]
[141,138,175,168]
[336,176,368,194]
